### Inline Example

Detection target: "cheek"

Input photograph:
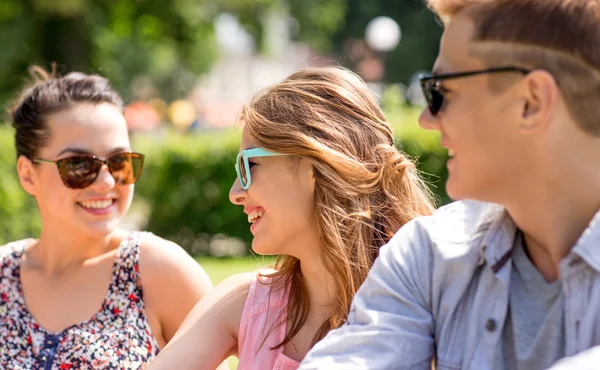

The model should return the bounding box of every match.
[117,185,134,210]
[261,181,312,221]
[36,186,78,218]
[282,186,314,226]
[35,170,74,203]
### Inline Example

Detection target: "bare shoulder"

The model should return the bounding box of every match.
[137,232,212,291]
[213,272,254,303]
[136,232,214,341]
[203,272,255,317]
[175,272,255,341]
[212,272,255,337]
[206,272,254,319]
[137,232,189,263]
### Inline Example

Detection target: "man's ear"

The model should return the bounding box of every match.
[17,156,38,196]
[519,70,558,131]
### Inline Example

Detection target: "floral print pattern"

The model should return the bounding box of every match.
[0,233,160,369]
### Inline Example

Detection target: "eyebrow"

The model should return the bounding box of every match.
[56,146,131,157]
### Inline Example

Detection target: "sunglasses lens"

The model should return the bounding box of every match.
[57,156,101,189]
[237,154,248,188]
[430,88,444,115]
[421,78,445,116]
[108,153,144,185]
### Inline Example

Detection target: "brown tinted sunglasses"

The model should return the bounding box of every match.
[33,152,145,189]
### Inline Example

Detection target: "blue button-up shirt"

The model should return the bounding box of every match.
[300,200,600,369]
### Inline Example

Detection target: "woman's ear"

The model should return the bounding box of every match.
[17,156,38,196]
[297,157,316,192]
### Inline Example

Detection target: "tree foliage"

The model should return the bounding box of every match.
[0,0,346,109]
[332,0,443,84]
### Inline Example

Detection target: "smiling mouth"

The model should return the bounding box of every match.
[448,148,455,157]
[78,199,115,209]
[248,210,264,223]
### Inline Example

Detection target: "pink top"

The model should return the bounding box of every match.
[237,270,300,370]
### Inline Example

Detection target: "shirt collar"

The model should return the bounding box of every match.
[478,204,600,275]
[569,207,600,273]
[476,204,516,273]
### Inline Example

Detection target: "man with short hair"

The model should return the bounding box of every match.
[299,0,600,369]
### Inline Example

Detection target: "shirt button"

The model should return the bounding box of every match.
[485,318,497,332]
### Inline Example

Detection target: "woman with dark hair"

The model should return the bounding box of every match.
[0,67,217,369]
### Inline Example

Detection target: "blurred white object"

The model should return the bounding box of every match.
[214,13,255,55]
[365,16,401,52]
[406,71,428,107]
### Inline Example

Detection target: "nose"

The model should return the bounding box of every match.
[91,164,116,192]
[418,107,442,132]
[229,177,246,205]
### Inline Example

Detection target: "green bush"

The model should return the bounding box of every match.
[0,126,42,245]
[132,106,449,254]
[387,107,451,205]
[132,128,250,254]
[0,106,449,252]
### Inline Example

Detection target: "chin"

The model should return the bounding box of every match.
[446,176,497,203]
[251,239,279,256]
[80,218,123,238]
[445,174,478,201]
[445,176,463,201]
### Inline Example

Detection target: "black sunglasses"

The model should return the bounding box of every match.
[33,152,145,189]
[419,66,531,116]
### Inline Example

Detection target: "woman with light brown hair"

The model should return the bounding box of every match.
[147,66,435,370]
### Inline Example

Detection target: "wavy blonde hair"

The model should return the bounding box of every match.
[241,67,435,349]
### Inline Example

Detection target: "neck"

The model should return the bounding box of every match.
[298,252,336,321]
[503,155,600,281]
[26,226,124,275]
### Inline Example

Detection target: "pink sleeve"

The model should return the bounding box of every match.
[236,269,288,370]
[237,271,259,354]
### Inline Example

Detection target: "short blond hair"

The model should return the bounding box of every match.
[427,0,600,135]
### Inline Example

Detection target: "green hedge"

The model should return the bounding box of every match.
[0,106,448,253]
[0,129,42,244]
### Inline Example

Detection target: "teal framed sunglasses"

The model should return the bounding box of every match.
[235,148,288,190]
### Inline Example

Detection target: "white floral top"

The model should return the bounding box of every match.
[0,232,160,369]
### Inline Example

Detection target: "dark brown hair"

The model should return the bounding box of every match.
[426,0,600,135]
[10,66,124,159]
[242,66,435,350]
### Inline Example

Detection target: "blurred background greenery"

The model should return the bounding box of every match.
[0,104,448,251]
[0,0,448,251]
[0,0,441,107]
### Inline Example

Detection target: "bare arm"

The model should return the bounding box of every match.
[147,273,253,370]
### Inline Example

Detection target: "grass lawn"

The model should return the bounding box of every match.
[194,255,277,368]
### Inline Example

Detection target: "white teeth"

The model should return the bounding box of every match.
[448,149,455,157]
[80,200,113,209]
[247,210,264,223]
